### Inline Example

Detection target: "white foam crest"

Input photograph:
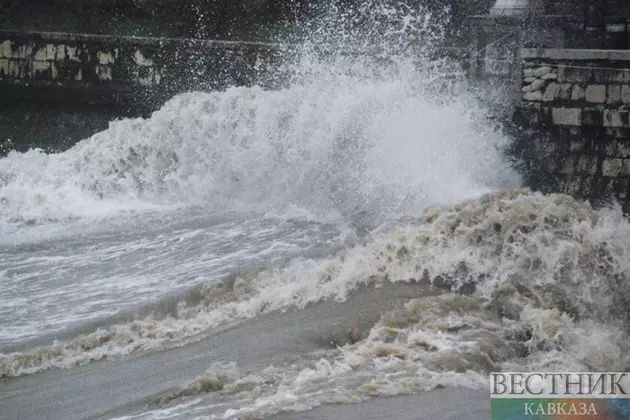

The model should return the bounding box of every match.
[0,6,517,227]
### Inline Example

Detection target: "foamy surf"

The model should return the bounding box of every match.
[3,190,629,387]
[43,189,626,420]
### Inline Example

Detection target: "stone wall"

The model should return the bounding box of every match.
[0,30,288,153]
[0,30,286,107]
[513,49,630,211]
[466,15,588,118]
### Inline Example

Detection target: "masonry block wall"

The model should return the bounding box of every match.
[0,30,286,106]
[0,30,287,154]
[514,49,630,211]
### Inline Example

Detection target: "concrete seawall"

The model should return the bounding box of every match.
[0,30,288,153]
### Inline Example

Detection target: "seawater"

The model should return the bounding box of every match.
[1,3,629,420]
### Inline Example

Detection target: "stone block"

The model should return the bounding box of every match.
[133,67,155,86]
[617,140,630,157]
[32,60,51,72]
[622,85,630,103]
[585,85,606,103]
[542,72,557,81]
[526,49,609,60]
[34,44,56,61]
[66,46,80,62]
[609,50,630,61]
[603,158,623,177]
[616,128,630,139]
[608,85,621,104]
[582,110,603,126]
[134,50,154,66]
[45,44,56,61]
[7,59,31,78]
[562,178,583,195]
[558,83,572,100]
[571,85,585,101]
[552,108,581,126]
[56,45,66,61]
[566,67,592,83]
[33,46,46,61]
[524,77,536,83]
[580,176,596,196]
[577,156,598,175]
[533,66,552,77]
[557,65,567,82]
[601,178,615,196]
[605,140,630,158]
[543,83,560,102]
[530,79,545,92]
[0,40,11,58]
[0,58,8,76]
[570,138,585,153]
[11,43,32,60]
[7,60,19,77]
[523,68,534,78]
[604,110,628,128]
[593,69,611,84]
[609,70,626,83]
[97,51,115,65]
[558,157,575,175]
[32,60,51,79]
[524,91,542,101]
[96,65,112,81]
[542,140,557,155]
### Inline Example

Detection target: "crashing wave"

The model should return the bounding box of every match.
[3,190,629,380]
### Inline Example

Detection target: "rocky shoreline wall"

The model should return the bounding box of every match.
[511,48,630,212]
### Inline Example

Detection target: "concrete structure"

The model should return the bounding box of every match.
[0,30,288,153]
